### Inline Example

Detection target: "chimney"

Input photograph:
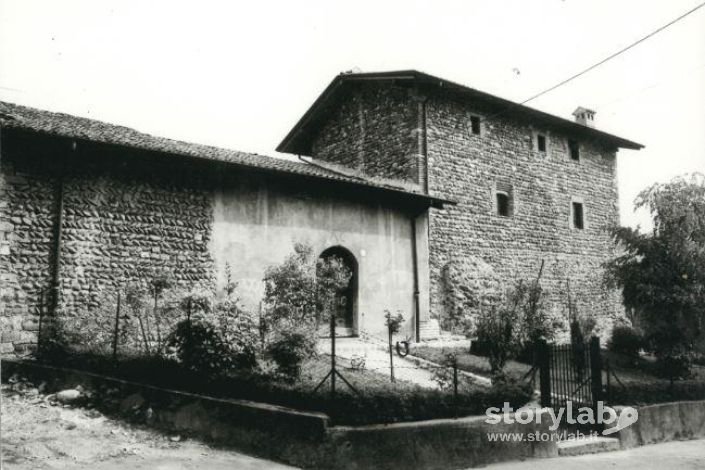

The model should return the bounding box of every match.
[572,107,596,128]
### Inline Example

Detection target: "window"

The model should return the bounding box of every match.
[569,140,580,161]
[470,116,481,135]
[495,182,514,217]
[537,134,547,152]
[496,192,510,216]
[572,202,584,229]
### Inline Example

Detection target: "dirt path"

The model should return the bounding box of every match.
[0,387,296,469]
[317,337,441,388]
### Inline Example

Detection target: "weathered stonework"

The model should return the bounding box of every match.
[0,131,215,354]
[1,71,636,354]
[425,90,623,338]
[306,82,627,339]
[311,84,422,185]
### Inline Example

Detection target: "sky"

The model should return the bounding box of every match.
[1,0,703,229]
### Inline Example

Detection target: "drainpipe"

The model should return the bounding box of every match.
[411,90,429,342]
[411,212,421,343]
[421,98,428,193]
[50,140,73,315]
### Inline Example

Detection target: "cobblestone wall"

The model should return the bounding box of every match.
[307,83,626,339]
[311,84,421,183]
[426,91,624,338]
[0,131,215,354]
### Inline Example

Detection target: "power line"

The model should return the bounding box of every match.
[597,62,705,110]
[520,1,705,106]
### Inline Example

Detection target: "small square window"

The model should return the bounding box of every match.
[537,134,547,152]
[572,202,584,229]
[470,116,481,135]
[495,191,512,217]
[569,140,580,161]
[496,192,510,216]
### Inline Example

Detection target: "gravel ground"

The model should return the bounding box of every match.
[318,337,441,388]
[0,383,295,470]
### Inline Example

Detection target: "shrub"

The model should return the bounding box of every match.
[262,243,352,331]
[610,379,705,405]
[210,299,259,370]
[469,339,490,357]
[475,302,521,378]
[266,326,317,380]
[609,325,643,358]
[167,320,234,376]
[654,354,693,380]
[384,310,404,335]
[262,243,318,328]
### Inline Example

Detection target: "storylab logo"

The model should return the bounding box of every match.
[485,401,639,435]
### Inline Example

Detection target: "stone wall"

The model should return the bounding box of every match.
[0,130,215,354]
[311,83,421,184]
[305,82,626,339]
[425,90,624,338]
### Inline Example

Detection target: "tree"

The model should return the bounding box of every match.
[262,243,318,326]
[262,243,352,329]
[606,173,705,374]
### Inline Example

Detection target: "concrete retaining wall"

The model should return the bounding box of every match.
[3,359,557,469]
[325,413,557,469]
[616,401,705,449]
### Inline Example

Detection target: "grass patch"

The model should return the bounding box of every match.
[411,345,533,381]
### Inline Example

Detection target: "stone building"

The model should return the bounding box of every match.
[278,70,642,338]
[0,70,641,354]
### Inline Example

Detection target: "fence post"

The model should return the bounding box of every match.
[590,336,603,408]
[112,291,122,362]
[605,358,612,404]
[37,290,45,355]
[453,357,458,418]
[388,325,395,383]
[330,309,336,398]
[537,340,551,408]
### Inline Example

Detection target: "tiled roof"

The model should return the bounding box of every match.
[277,70,644,155]
[0,100,447,206]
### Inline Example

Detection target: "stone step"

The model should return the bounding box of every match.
[557,435,621,457]
[419,319,441,340]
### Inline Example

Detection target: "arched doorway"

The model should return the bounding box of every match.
[319,246,358,337]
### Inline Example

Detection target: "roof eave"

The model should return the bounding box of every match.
[2,124,454,210]
[277,70,644,154]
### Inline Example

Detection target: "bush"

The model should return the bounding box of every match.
[469,339,490,357]
[609,326,643,358]
[475,302,521,377]
[266,326,317,380]
[167,320,235,376]
[654,355,692,380]
[610,379,705,405]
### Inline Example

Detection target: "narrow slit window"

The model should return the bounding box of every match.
[537,134,547,152]
[569,140,580,161]
[572,202,584,229]
[470,116,481,135]
[496,192,510,217]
